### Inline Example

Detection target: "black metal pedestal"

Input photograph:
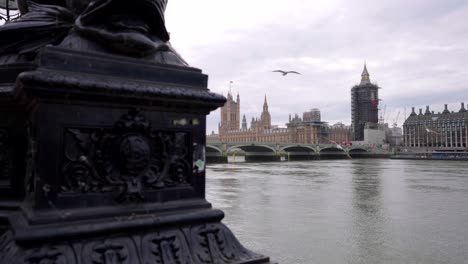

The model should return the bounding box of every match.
[0,46,272,263]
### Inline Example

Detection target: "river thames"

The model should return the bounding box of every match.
[206,159,468,264]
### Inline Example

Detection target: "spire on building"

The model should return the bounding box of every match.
[260,95,271,130]
[360,63,371,85]
[226,81,234,100]
[242,114,247,130]
[263,95,268,111]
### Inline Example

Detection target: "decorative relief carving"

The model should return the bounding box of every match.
[0,230,11,250]
[0,0,188,65]
[0,129,12,181]
[61,109,191,202]
[25,125,38,193]
[0,231,17,263]
[92,243,128,264]
[191,223,261,264]
[24,245,76,264]
[141,231,193,264]
[82,238,137,264]
[0,224,267,264]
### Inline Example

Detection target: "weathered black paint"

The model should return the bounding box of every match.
[0,1,272,263]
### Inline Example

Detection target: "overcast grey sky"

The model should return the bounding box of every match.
[166,0,468,133]
[3,1,468,133]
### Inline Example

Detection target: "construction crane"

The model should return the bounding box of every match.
[379,104,387,124]
[385,110,391,125]
[393,111,400,128]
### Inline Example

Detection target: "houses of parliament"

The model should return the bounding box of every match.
[207,64,388,145]
[207,92,351,145]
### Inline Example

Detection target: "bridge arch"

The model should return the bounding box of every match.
[280,145,318,161]
[348,148,368,153]
[226,147,246,155]
[319,146,348,159]
[319,147,346,153]
[227,144,277,154]
[280,145,316,153]
[206,145,223,154]
[348,147,368,158]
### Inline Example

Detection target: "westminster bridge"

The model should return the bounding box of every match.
[206,141,390,163]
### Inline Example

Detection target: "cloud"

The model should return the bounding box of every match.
[6,2,467,133]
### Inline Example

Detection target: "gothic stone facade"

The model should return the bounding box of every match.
[208,94,351,144]
[219,92,240,133]
[328,122,352,143]
[287,114,328,144]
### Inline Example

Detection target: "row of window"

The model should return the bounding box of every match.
[405,120,467,126]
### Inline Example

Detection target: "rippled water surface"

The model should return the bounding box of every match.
[206,159,468,264]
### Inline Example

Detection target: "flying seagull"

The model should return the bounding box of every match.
[326,138,352,159]
[424,125,440,135]
[272,70,301,76]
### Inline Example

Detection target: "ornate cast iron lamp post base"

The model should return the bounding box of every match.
[0,1,273,263]
[0,45,272,264]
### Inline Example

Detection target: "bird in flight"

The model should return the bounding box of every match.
[424,125,440,135]
[326,138,352,159]
[272,70,301,76]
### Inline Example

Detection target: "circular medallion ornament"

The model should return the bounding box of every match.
[117,134,151,176]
